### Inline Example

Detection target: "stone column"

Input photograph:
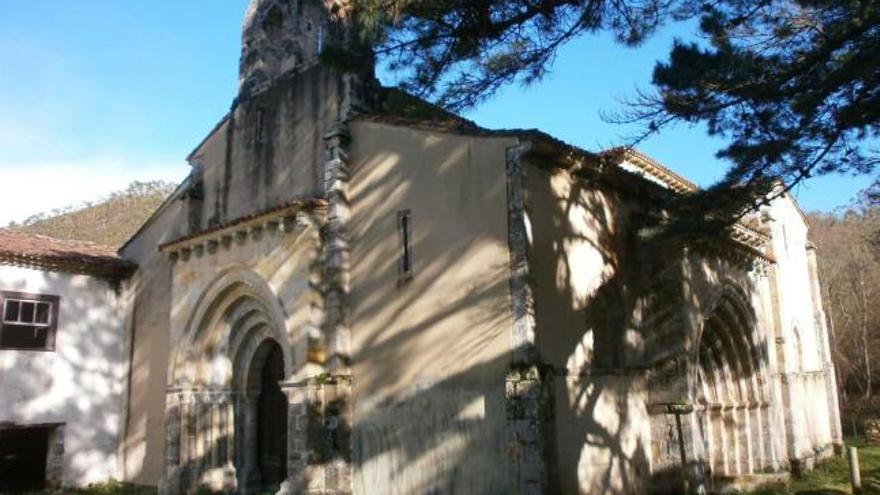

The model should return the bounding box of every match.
[210,398,220,469]
[159,390,183,495]
[505,366,552,495]
[505,141,537,366]
[316,121,355,495]
[201,392,237,492]
[778,370,806,472]
[238,396,261,493]
[764,262,803,470]
[322,377,354,494]
[749,402,765,470]
[322,123,352,376]
[279,381,309,495]
[179,390,202,492]
[223,396,237,489]
[735,404,749,474]
[291,376,354,495]
[695,405,712,475]
[196,396,208,476]
[709,404,724,476]
[505,141,553,495]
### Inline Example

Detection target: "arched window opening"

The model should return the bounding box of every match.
[262,5,284,37]
[792,325,804,373]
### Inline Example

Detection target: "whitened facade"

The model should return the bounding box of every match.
[0,232,132,490]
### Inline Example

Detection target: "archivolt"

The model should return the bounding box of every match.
[692,284,773,478]
[691,285,763,387]
[169,266,295,387]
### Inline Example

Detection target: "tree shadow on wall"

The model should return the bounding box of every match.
[0,272,129,487]
[163,129,772,494]
[338,134,770,494]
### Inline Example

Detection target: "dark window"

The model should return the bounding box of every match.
[0,426,51,491]
[262,5,284,35]
[255,108,265,144]
[0,291,60,351]
[398,210,413,282]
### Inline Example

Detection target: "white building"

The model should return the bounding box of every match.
[0,230,132,490]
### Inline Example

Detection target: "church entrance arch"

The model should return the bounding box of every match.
[692,289,773,485]
[162,269,298,495]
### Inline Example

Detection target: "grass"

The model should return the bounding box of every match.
[16,480,155,495]
[11,440,880,495]
[744,438,880,495]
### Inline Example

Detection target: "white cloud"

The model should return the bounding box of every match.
[0,157,188,226]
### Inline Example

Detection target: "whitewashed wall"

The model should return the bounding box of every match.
[767,197,822,372]
[0,265,126,486]
[765,194,837,462]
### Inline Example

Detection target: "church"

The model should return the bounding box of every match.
[0,0,843,493]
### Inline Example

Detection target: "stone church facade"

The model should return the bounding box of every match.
[112,1,844,493]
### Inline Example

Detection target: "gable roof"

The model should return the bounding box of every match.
[170,83,799,266]
[0,229,135,280]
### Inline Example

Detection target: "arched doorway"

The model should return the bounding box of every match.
[162,271,300,495]
[236,336,291,494]
[256,342,287,493]
[693,292,772,485]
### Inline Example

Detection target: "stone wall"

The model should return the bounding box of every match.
[157,205,326,494]
[520,149,841,493]
[522,155,660,494]
[347,122,519,494]
[190,64,341,232]
[189,0,375,236]
[118,183,186,484]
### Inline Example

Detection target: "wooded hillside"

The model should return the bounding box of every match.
[5,181,177,249]
[810,197,880,425]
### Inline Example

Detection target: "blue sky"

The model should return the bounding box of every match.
[0,2,874,225]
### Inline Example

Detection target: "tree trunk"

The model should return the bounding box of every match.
[826,297,848,403]
[860,272,871,399]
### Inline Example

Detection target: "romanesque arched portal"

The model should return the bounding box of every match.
[160,269,298,495]
[692,289,775,487]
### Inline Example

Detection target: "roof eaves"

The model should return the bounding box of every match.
[158,197,328,253]
[355,111,773,259]
[0,253,136,281]
[0,230,136,281]
[186,112,232,163]
[602,147,699,194]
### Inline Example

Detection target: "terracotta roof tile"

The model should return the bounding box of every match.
[0,229,134,280]
[159,197,328,252]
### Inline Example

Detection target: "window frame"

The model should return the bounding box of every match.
[0,291,60,352]
[255,108,265,145]
[397,210,414,284]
